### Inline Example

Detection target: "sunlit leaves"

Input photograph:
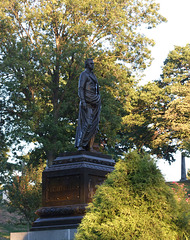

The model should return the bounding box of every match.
[76,151,190,239]
[0,0,166,164]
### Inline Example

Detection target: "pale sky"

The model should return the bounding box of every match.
[142,0,190,181]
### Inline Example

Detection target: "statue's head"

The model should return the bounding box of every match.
[85,58,94,70]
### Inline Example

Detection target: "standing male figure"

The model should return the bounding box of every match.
[75,59,101,151]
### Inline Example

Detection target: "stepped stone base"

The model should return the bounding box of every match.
[10,229,77,240]
[31,151,115,231]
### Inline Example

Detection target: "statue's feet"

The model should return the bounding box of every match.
[90,147,97,153]
[78,147,85,151]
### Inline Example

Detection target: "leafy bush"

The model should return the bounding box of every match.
[75,151,190,239]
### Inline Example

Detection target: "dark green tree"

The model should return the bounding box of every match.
[75,151,190,239]
[0,0,166,165]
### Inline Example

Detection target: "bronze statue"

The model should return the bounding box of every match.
[75,59,101,151]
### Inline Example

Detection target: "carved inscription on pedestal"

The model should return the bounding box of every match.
[45,175,80,204]
[88,175,105,201]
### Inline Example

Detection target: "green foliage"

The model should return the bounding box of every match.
[0,118,16,185]
[0,0,166,165]
[5,163,45,224]
[75,151,190,239]
[153,44,190,157]
[118,81,177,162]
[0,132,9,184]
[187,171,190,180]
[120,44,190,162]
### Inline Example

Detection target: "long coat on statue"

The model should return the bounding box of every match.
[75,69,101,149]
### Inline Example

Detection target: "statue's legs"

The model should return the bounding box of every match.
[89,134,96,152]
[78,126,88,151]
[78,107,93,151]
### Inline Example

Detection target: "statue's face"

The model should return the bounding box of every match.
[87,60,94,70]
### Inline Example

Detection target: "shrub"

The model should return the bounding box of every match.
[75,151,190,239]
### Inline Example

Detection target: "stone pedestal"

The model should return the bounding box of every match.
[31,151,115,231]
[10,229,77,240]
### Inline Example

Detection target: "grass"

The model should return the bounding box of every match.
[0,223,28,240]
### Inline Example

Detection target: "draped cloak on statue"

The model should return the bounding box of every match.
[75,69,101,149]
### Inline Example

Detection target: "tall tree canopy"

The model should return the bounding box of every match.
[0,94,15,184]
[152,44,190,159]
[157,44,190,155]
[120,44,190,162]
[0,0,166,165]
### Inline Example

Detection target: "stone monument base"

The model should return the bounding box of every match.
[10,229,77,240]
[31,151,115,231]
